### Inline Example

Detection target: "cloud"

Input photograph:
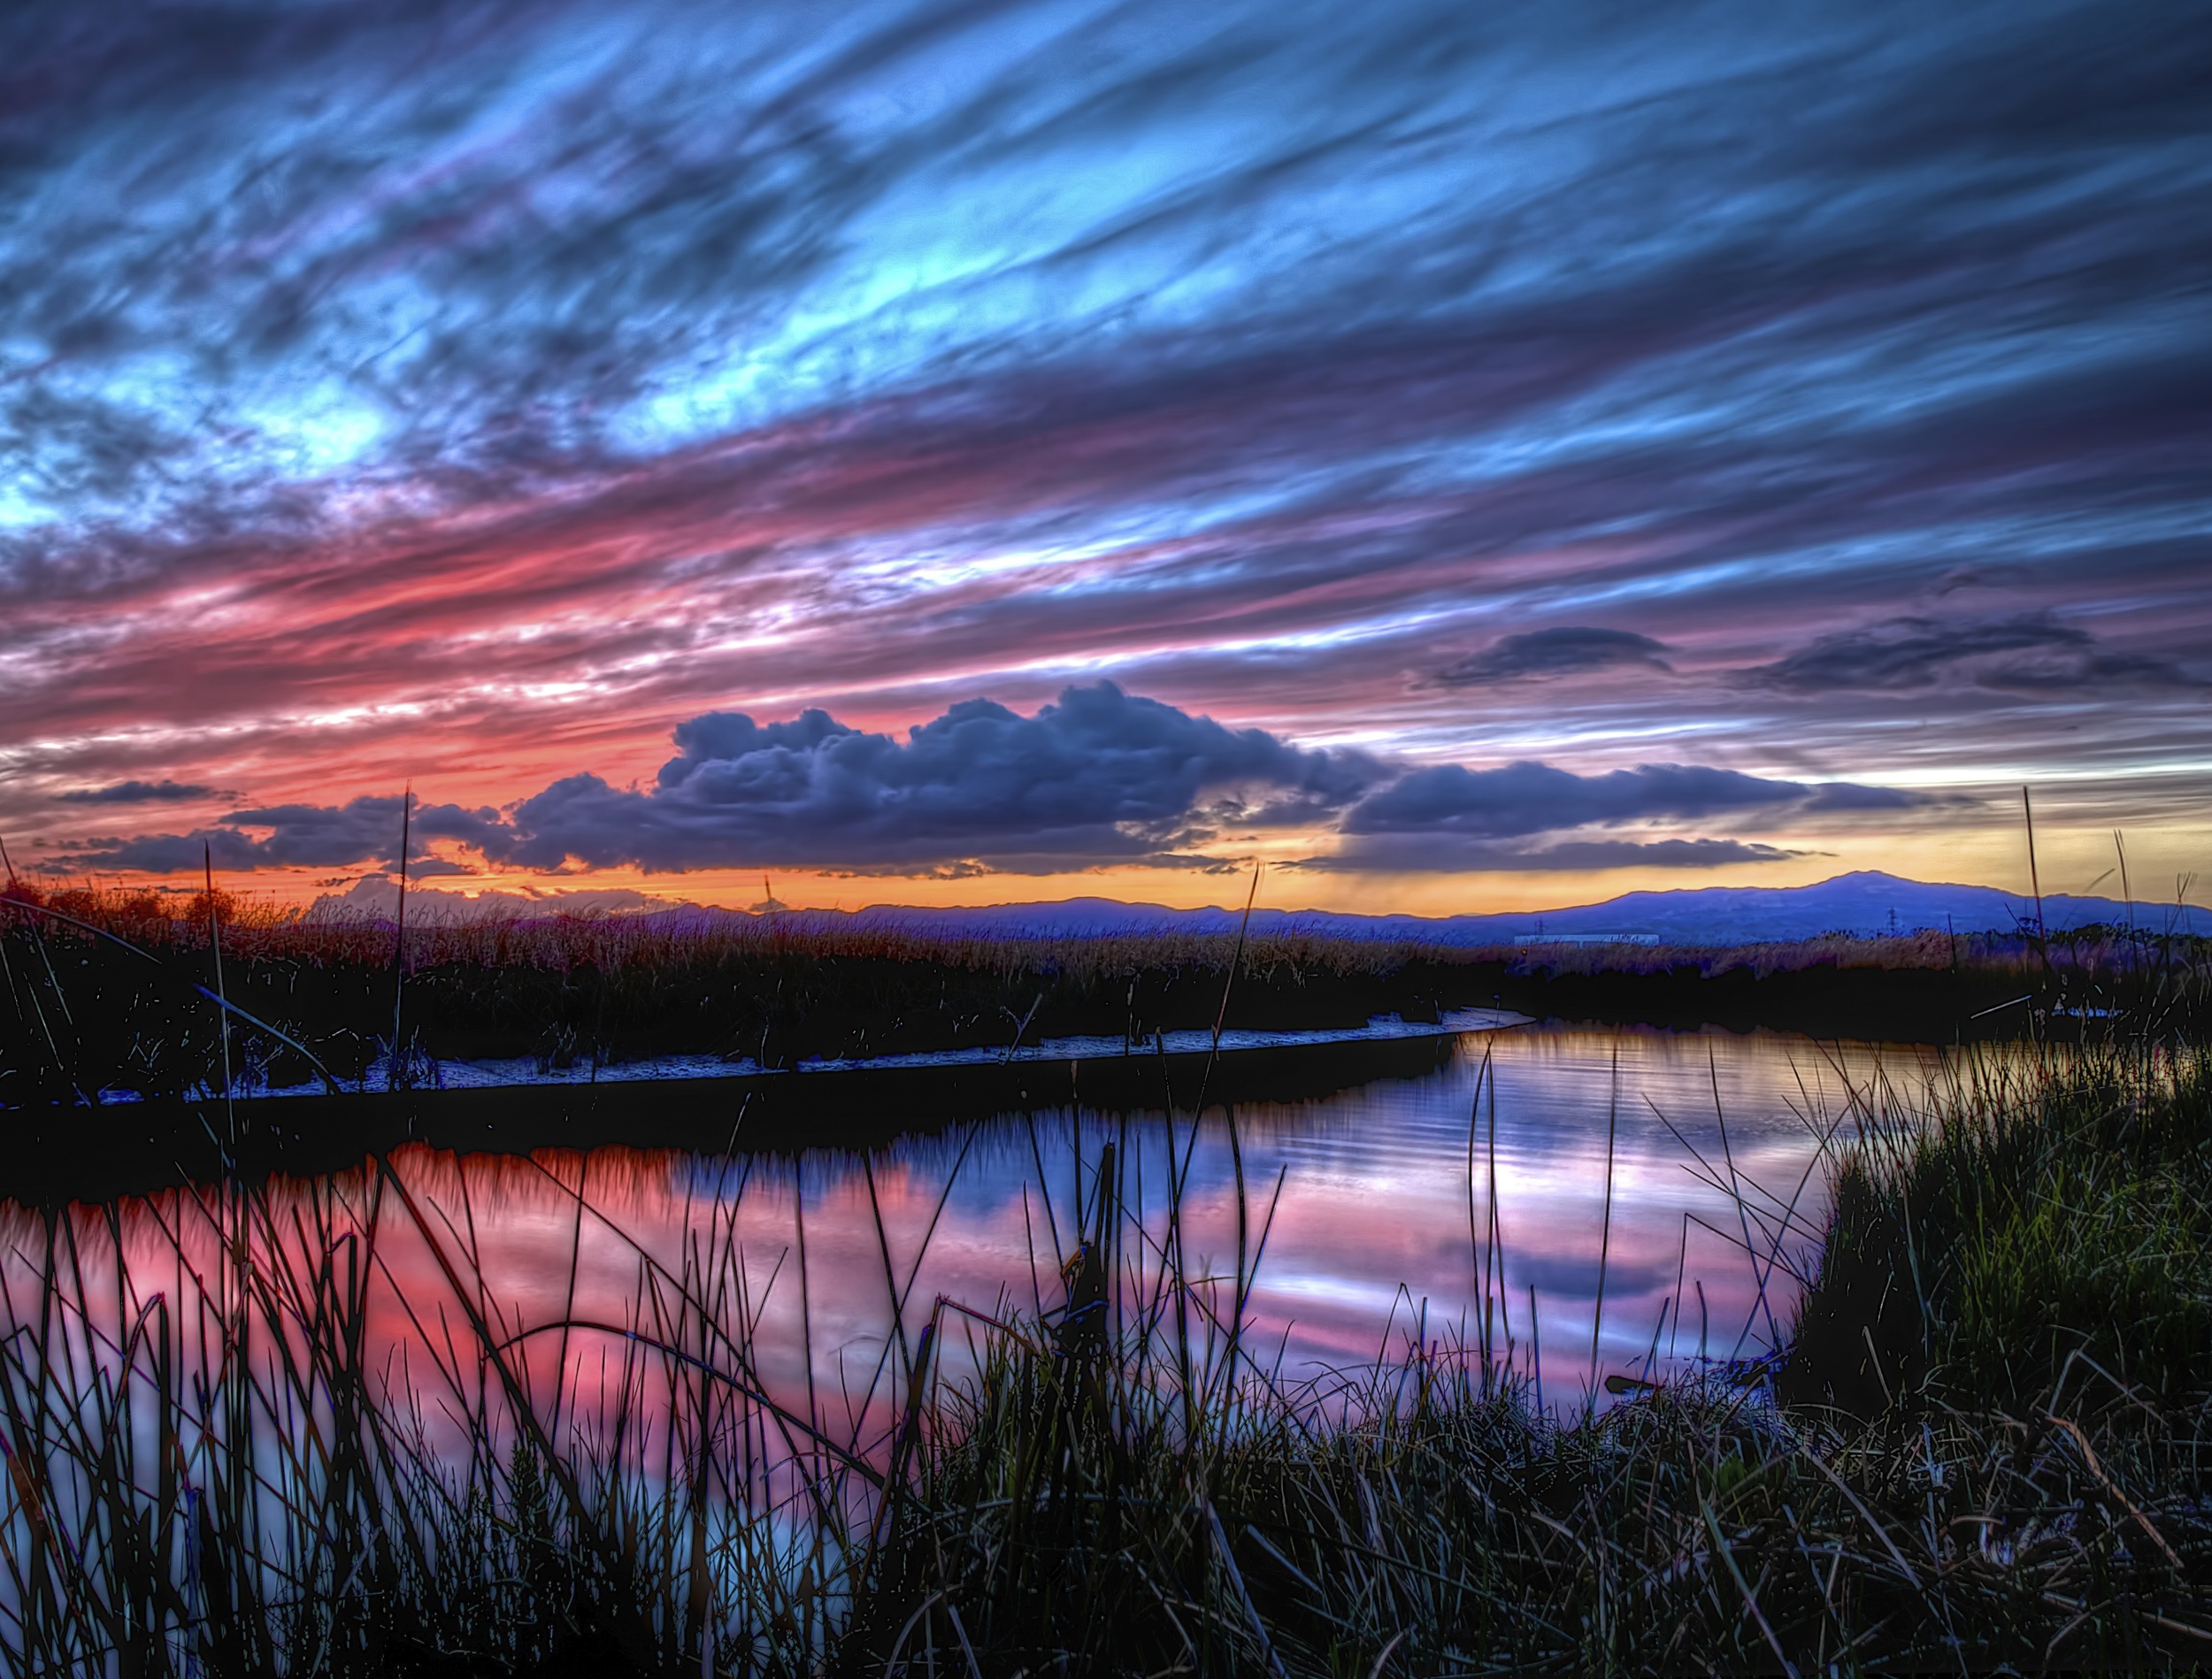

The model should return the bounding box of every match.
[56,794,506,874]
[1296,835,1802,873]
[1746,614,2205,695]
[56,779,224,804]
[1314,755,1904,870]
[1430,627,1672,686]
[1340,761,1914,842]
[1932,564,2032,597]
[306,877,657,924]
[0,0,2208,826]
[4,0,2205,869]
[493,682,1383,870]
[57,686,1385,875]
[401,857,480,878]
[46,685,1916,878]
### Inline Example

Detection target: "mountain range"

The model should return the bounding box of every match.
[316,870,2212,944]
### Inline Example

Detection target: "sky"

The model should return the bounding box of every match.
[3,0,2208,916]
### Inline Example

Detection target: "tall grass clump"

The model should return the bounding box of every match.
[0,1162,871,1676]
[1786,1044,2212,1414]
[874,1132,2211,1675]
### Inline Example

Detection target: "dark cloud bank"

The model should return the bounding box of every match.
[1745,613,2207,695]
[55,779,224,805]
[1431,629,1674,686]
[57,685,1921,878]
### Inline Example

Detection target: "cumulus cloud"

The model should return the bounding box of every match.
[1430,628,1672,686]
[56,779,223,804]
[50,686,1922,878]
[1747,614,2205,695]
[306,877,657,924]
[493,682,1382,871]
[400,857,481,878]
[55,686,1385,875]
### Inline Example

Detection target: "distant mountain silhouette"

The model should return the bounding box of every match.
[313,869,2212,944]
[831,870,2210,946]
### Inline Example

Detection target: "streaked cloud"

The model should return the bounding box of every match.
[1430,629,1674,687]
[1291,837,1803,875]
[1341,761,1911,842]
[2,0,2206,891]
[63,794,506,876]
[55,779,225,805]
[1747,613,2207,695]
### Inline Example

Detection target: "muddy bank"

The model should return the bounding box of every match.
[7,1027,1468,1207]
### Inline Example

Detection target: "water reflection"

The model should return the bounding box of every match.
[802,1024,1940,1397]
[4,1027,1952,1463]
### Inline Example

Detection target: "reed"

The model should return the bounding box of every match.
[1786,1041,2212,1414]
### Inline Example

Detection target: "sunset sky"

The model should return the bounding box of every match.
[4,0,2208,916]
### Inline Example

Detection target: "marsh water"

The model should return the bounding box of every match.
[3,1026,1955,1466]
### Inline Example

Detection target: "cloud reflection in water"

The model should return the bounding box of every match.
[4,1029,1950,1468]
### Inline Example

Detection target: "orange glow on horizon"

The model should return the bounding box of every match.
[52,813,2208,926]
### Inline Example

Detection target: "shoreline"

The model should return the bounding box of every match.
[7,1016,1502,1206]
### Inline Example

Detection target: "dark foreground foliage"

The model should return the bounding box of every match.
[7,882,2203,1108]
[3,1048,2209,1674]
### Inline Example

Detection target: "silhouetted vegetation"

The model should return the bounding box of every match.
[6,883,2203,1111]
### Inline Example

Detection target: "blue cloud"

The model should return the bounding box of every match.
[63,795,506,874]
[1432,628,1673,686]
[1747,613,2205,694]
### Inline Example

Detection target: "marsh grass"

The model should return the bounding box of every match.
[7,880,2201,1106]
[2,886,1502,1100]
[1786,1043,2212,1414]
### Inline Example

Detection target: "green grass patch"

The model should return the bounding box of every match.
[1786,1046,2212,1414]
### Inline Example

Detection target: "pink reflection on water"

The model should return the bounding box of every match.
[2,1028,1947,1460]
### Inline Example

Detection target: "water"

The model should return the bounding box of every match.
[4,1026,1951,1459]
